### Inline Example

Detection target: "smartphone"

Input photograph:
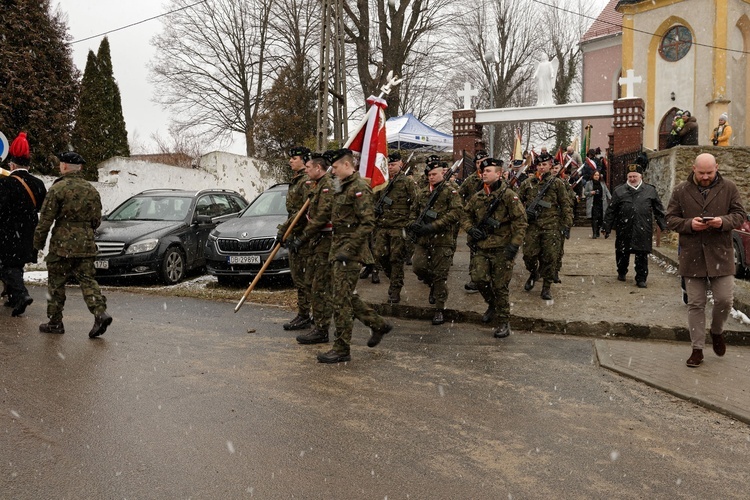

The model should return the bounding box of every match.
[701,216,715,222]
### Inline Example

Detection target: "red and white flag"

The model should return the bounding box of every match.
[346,95,389,190]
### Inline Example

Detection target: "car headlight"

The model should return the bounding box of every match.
[126,238,159,254]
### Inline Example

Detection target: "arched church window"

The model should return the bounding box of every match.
[659,26,693,62]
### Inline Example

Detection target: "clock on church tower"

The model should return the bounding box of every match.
[659,25,693,62]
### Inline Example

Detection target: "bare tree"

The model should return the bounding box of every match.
[342,0,454,118]
[150,0,274,157]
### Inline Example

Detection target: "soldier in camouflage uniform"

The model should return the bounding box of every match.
[551,160,576,283]
[372,151,417,304]
[276,146,313,331]
[458,150,489,293]
[409,160,463,325]
[518,152,573,300]
[462,159,527,338]
[286,153,335,345]
[33,152,112,338]
[316,149,392,364]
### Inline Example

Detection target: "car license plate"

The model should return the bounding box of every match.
[228,255,261,264]
[94,260,109,269]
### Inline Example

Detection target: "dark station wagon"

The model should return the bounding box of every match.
[94,188,248,284]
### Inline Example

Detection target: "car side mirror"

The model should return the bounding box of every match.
[195,215,213,225]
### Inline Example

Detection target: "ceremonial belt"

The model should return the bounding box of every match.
[12,175,37,209]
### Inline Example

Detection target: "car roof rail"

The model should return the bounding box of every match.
[195,188,240,196]
[137,188,190,194]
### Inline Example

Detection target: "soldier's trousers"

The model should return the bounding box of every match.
[309,236,333,331]
[46,256,107,323]
[470,249,514,322]
[523,224,562,285]
[331,261,387,354]
[288,248,312,316]
[413,244,455,309]
[373,227,408,292]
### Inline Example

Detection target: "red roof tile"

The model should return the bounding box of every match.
[581,0,622,43]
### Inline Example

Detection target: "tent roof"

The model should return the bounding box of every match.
[386,113,452,151]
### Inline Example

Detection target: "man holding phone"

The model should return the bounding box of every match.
[666,153,746,367]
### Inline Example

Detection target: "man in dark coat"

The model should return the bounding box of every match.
[666,153,746,368]
[678,110,699,145]
[0,132,47,316]
[602,163,667,288]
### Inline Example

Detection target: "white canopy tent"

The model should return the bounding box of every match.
[385,113,452,151]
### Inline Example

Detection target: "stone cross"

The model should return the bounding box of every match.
[618,69,643,99]
[457,82,479,110]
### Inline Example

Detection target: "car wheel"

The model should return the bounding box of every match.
[161,247,186,285]
[734,239,745,279]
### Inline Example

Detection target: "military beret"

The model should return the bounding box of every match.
[326,148,353,164]
[388,151,402,163]
[480,158,501,170]
[474,150,489,162]
[425,162,443,172]
[627,164,644,174]
[310,152,330,166]
[537,151,553,163]
[57,151,86,165]
[289,146,311,160]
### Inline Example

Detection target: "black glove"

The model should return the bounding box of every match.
[286,237,303,253]
[504,243,519,261]
[408,222,424,235]
[374,205,384,218]
[334,252,349,264]
[409,222,432,236]
[562,227,570,240]
[467,227,487,241]
[420,223,437,235]
[275,232,285,247]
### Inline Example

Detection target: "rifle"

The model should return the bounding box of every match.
[407,158,462,242]
[467,184,509,251]
[508,161,529,188]
[374,151,414,218]
[524,159,569,222]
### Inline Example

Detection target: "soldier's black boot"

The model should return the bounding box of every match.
[428,285,436,305]
[524,271,538,291]
[464,281,479,293]
[367,323,393,348]
[493,322,511,338]
[89,312,113,338]
[388,289,401,304]
[553,271,561,284]
[482,306,495,324]
[283,313,312,331]
[317,349,351,364]
[371,270,380,284]
[432,310,445,325]
[541,284,552,300]
[11,294,33,317]
[39,321,65,334]
[296,328,329,344]
[359,264,373,279]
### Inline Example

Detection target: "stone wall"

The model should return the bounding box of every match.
[646,146,750,207]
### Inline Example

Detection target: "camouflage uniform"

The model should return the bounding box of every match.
[412,181,463,312]
[555,180,578,280]
[277,171,312,318]
[33,172,107,324]
[458,171,484,204]
[296,173,335,334]
[518,172,573,291]
[329,171,388,355]
[373,173,417,300]
[462,181,527,324]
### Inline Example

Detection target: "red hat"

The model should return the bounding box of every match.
[9,132,30,166]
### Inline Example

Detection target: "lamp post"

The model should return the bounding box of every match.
[484,50,497,157]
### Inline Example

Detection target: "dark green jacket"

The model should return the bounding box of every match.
[376,174,417,229]
[329,172,375,263]
[462,182,528,249]
[518,172,574,230]
[34,172,102,258]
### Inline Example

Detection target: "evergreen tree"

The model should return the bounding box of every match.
[72,37,129,180]
[0,0,79,175]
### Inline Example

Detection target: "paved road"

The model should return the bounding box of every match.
[2,287,750,498]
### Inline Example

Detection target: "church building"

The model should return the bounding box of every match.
[582,0,749,150]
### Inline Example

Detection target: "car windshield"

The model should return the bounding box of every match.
[108,196,193,221]
[240,189,288,218]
